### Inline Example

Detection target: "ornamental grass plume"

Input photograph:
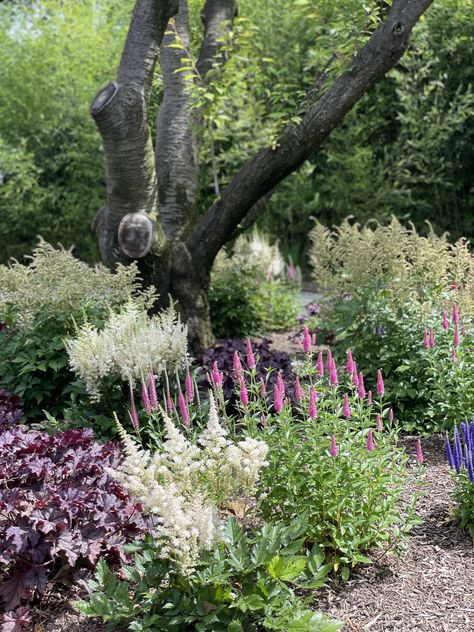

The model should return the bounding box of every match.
[416,439,424,465]
[309,386,318,419]
[316,351,324,376]
[357,372,366,399]
[302,325,311,353]
[366,428,375,452]
[342,393,351,418]
[178,391,190,427]
[330,436,338,457]
[376,369,385,396]
[246,339,256,369]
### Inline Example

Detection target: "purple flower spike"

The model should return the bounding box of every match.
[330,436,338,457]
[212,361,223,388]
[302,326,311,353]
[277,371,285,399]
[376,369,385,396]
[246,338,256,369]
[429,328,435,348]
[367,390,373,406]
[376,413,382,431]
[416,439,424,465]
[442,310,449,330]
[260,377,267,397]
[141,380,151,415]
[148,369,158,410]
[388,408,394,422]
[329,364,339,387]
[309,386,318,419]
[233,351,243,376]
[357,372,366,399]
[453,323,460,347]
[325,349,334,374]
[273,383,283,413]
[178,391,190,427]
[185,367,194,403]
[445,434,456,470]
[342,393,351,418]
[366,428,375,452]
[452,302,459,324]
[239,377,249,406]
[316,352,324,377]
[294,376,302,401]
[346,350,355,374]
[465,446,474,483]
[453,426,463,473]
[461,422,471,452]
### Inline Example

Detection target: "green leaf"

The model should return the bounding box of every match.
[267,555,307,581]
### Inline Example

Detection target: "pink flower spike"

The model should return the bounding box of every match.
[185,367,194,403]
[309,386,318,419]
[342,393,351,418]
[273,383,283,413]
[130,405,139,432]
[316,352,324,377]
[325,349,333,373]
[357,372,366,399]
[416,438,424,465]
[329,364,339,387]
[388,408,394,422]
[246,339,256,369]
[376,369,385,396]
[260,377,267,397]
[141,379,151,415]
[376,413,383,431]
[233,351,243,375]
[366,428,375,452]
[277,371,285,399]
[442,310,449,330]
[429,327,435,348]
[352,369,359,387]
[178,391,190,427]
[212,361,223,388]
[423,328,429,349]
[453,322,460,347]
[451,346,458,363]
[346,350,354,374]
[148,369,158,410]
[330,435,339,457]
[452,303,459,324]
[294,376,302,401]
[239,376,249,406]
[303,326,311,353]
[367,390,373,406]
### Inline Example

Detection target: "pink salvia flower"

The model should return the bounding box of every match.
[330,436,339,457]
[303,326,311,353]
[346,350,354,374]
[316,352,324,377]
[357,372,366,399]
[273,383,283,413]
[376,369,385,396]
[342,393,351,418]
[212,361,223,388]
[442,310,449,330]
[453,322,460,347]
[246,339,256,369]
[416,438,424,465]
[148,369,158,410]
[309,386,318,419]
[452,303,459,324]
[376,413,383,431]
[239,376,249,406]
[260,377,267,397]
[178,391,190,427]
[233,351,243,375]
[141,379,151,415]
[366,428,375,452]
[277,371,285,399]
[294,376,302,401]
[185,367,194,403]
[429,327,435,348]
[388,408,394,422]
[367,390,373,406]
[423,328,430,349]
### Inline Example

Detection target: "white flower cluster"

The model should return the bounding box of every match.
[109,396,268,572]
[65,302,188,400]
[214,228,285,279]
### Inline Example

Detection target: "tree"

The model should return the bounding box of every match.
[91,0,433,351]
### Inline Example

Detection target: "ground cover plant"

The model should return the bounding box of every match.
[0,426,147,628]
[309,218,474,432]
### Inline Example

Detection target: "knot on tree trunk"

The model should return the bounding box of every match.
[118,212,156,259]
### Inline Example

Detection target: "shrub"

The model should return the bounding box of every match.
[210,230,300,338]
[0,427,146,625]
[0,241,147,419]
[445,421,474,538]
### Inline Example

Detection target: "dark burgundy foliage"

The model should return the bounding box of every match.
[195,338,293,407]
[0,427,146,622]
[0,390,23,428]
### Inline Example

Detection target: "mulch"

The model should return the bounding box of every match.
[28,437,474,632]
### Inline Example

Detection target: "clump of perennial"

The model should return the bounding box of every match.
[66,302,188,400]
[109,396,268,572]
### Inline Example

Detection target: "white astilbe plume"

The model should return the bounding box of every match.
[108,399,268,573]
[65,301,188,400]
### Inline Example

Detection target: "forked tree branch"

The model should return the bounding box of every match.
[187,0,434,268]
[197,0,238,80]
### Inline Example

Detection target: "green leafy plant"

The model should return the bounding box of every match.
[76,517,341,632]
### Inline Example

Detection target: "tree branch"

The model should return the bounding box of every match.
[196,0,238,80]
[187,0,434,268]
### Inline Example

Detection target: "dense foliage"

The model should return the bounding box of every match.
[0,427,146,624]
